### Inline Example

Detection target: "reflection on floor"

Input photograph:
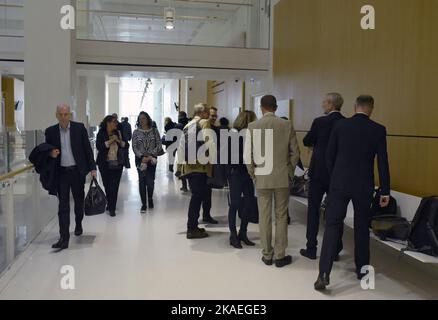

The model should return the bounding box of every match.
[0,162,437,300]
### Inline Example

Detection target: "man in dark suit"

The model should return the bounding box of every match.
[300,93,345,260]
[46,104,97,251]
[315,95,390,290]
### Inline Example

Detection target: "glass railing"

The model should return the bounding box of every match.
[0,0,269,47]
[0,127,97,276]
[0,1,23,37]
[76,0,270,49]
[0,128,50,275]
[0,129,45,176]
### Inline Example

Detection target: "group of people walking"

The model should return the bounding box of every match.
[32,90,390,291]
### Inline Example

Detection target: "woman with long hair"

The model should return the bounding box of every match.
[96,115,129,217]
[132,111,163,212]
[228,110,258,248]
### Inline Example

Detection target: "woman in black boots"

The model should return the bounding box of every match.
[132,111,163,213]
[227,111,258,248]
[96,115,130,217]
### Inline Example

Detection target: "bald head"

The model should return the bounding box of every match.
[56,104,72,128]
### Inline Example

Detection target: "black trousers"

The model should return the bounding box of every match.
[187,173,209,231]
[306,179,343,253]
[99,165,123,211]
[202,186,212,219]
[228,169,254,235]
[138,164,157,206]
[57,167,86,241]
[319,189,373,275]
[181,176,188,189]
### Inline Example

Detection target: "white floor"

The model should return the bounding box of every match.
[0,162,437,300]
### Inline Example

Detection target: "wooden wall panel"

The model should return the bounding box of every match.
[273,0,438,196]
[385,137,438,197]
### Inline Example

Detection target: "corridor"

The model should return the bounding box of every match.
[0,162,437,300]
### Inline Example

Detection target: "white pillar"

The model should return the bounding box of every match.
[0,73,4,131]
[24,0,76,130]
[88,76,106,127]
[179,80,188,114]
[107,79,120,116]
[75,76,88,127]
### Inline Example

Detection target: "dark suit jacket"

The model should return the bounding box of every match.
[326,113,390,195]
[303,111,345,185]
[29,143,58,195]
[96,129,130,169]
[45,121,96,177]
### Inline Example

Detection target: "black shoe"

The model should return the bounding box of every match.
[202,216,219,224]
[275,255,292,268]
[262,257,273,266]
[74,225,83,236]
[148,198,154,209]
[109,210,116,217]
[334,254,340,262]
[300,248,317,260]
[187,228,209,239]
[230,234,242,249]
[238,232,255,246]
[314,273,330,291]
[180,187,189,192]
[140,205,147,213]
[52,239,69,250]
[287,215,291,225]
[356,269,368,280]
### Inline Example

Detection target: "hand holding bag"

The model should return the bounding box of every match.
[84,178,107,216]
[289,170,310,198]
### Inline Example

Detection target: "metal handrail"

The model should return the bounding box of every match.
[0,164,34,182]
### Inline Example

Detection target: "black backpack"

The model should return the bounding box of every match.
[404,196,438,257]
[371,188,398,217]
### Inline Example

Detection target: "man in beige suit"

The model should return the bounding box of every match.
[246,95,300,267]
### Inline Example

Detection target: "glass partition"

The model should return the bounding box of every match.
[0,127,97,276]
[76,0,270,49]
[0,0,24,37]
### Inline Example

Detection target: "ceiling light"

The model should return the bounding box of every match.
[164,7,175,30]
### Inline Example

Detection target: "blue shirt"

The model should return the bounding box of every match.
[59,122,76,167]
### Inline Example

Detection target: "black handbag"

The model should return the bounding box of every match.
[108,147,124,170]
[84,178,107,216]
[371,215,411,241]
[238,195,259,224]
[371,188,398,217]
[290,171,310,198]
[207,164,227,189]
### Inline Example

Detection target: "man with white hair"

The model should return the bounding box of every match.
[179,103,216,239]
[300,93,346,261]
[45,104,97,251]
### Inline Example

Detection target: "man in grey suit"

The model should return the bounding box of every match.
[246,95,300,267]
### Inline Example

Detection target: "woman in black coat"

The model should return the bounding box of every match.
[228,111,258,249]
[96,115,130,217]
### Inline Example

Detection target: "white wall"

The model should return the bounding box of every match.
[13,78,24,131]
[162,79,179,124]
[186,80,207,118]
[107,79,120,116]
[88,76,106,127]
[76,40,269,73]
